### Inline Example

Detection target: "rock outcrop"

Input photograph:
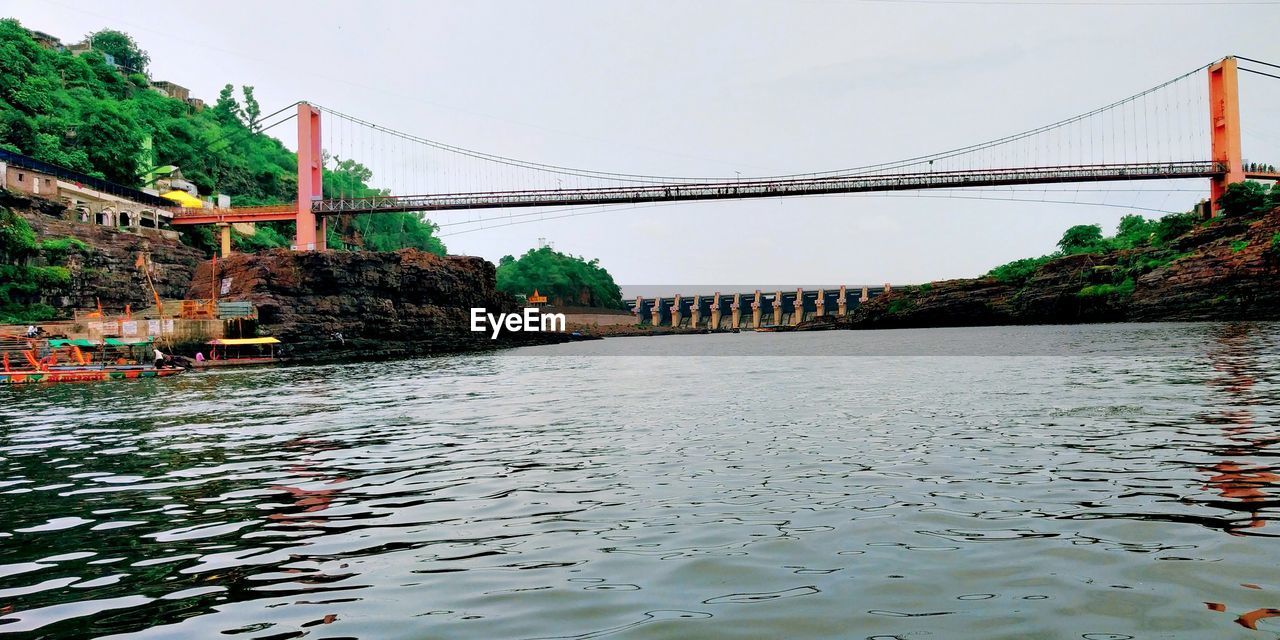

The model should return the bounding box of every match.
[1128,215,1280,320]
[850,210,1280,328]
[4,190,205,311]
[187,249,570,359]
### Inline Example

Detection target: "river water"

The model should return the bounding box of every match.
[1,323,1278,639]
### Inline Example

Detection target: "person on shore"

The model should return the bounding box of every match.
[25,325,37,338]
[154,347,167,369]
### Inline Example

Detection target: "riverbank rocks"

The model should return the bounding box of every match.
[851,209,1280,328]
[7,192,205,311]
[187,249,570,359]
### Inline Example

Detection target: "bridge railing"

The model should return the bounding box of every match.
[312,161,1222,214]
[171,204,295,220]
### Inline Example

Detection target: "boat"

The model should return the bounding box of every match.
[190,337,284,368]
[2,367,184,384]
[1,336,184,385]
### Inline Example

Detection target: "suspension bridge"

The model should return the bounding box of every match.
[170,56,1280,255]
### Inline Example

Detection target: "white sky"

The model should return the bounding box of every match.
[8,0,1280,286]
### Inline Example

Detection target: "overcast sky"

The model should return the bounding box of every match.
[9,0,1279,286]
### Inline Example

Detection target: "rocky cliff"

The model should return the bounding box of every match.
[3,190,205,312]
[849,209,1280,328]
[187,249,570,359]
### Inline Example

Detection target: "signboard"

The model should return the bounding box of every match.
[87,321,104,335]
[148,320,161,335]
[163,319,174,334]
[220,277,233,296]
[122,321,138,337]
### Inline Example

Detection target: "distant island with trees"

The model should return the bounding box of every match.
[497,246,625,309]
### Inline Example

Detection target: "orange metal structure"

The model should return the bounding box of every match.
[295,102,325,251]
[1208,57,1244,217]
[180,299,218,319]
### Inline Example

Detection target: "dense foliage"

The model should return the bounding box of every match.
[496,247,624,309]
[1218,181,1280,218]
[987,210,1202,286]
[84,29,148,75]
[0,20,445,255]
[985,182,1280,299]
[0,206,88,323]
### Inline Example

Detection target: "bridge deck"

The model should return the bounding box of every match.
[172,161,1228,226]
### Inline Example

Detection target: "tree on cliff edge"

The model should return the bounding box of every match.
[85,29,149,75]
[1057,224,1105,254]
[496,247,624,309]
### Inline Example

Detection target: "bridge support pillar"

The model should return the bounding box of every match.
[690,298,701,328]
[671,295,683,328]
[793,288,805,326]
[295,103,326,250]
[711,293,722,329]
[732,294,742,329]
[217,223,231,258]
[860,286,869,303]
[1208,57,1244,217]
[773,291,784,327]
[751,291,762,329]
[838,285,848,316]
[815,289,826,318]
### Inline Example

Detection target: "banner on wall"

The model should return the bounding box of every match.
[122,321,138,337]
[148,320,161,335]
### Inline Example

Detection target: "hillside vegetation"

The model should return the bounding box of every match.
[496,247,625,309]
[0,19,444,255]
[0,205,88,323]
[984,182,1280,296]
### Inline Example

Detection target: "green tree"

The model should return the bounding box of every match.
[85,29,149,74]
[1114,214,1155,249]
[985,255,1053,284]
[1218,181,1271,218]
[1057,224,1105,254]
[241,85,261,132]
[495,246,624,308]
[1151,212,1197,246]
[212,83,242,127]
[75,98,145,184]
[0,206,37,262]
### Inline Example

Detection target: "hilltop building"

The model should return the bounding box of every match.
[28,30,63,51]
[66,41,118,69]
[150,80,189,101]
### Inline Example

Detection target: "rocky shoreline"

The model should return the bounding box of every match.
[186,249,577,360]
[839,208,1280,330]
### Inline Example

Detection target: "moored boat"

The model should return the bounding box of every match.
[190,337,284,369]
[0,335,185,385]
[2,367,184,384]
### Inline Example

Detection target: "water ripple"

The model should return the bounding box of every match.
[0,323,1277,638]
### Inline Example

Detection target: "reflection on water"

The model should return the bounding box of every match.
[1199,324,1280,632]
[0,322,1278,639]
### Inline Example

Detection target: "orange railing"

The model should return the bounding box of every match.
[171,204,295,219]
